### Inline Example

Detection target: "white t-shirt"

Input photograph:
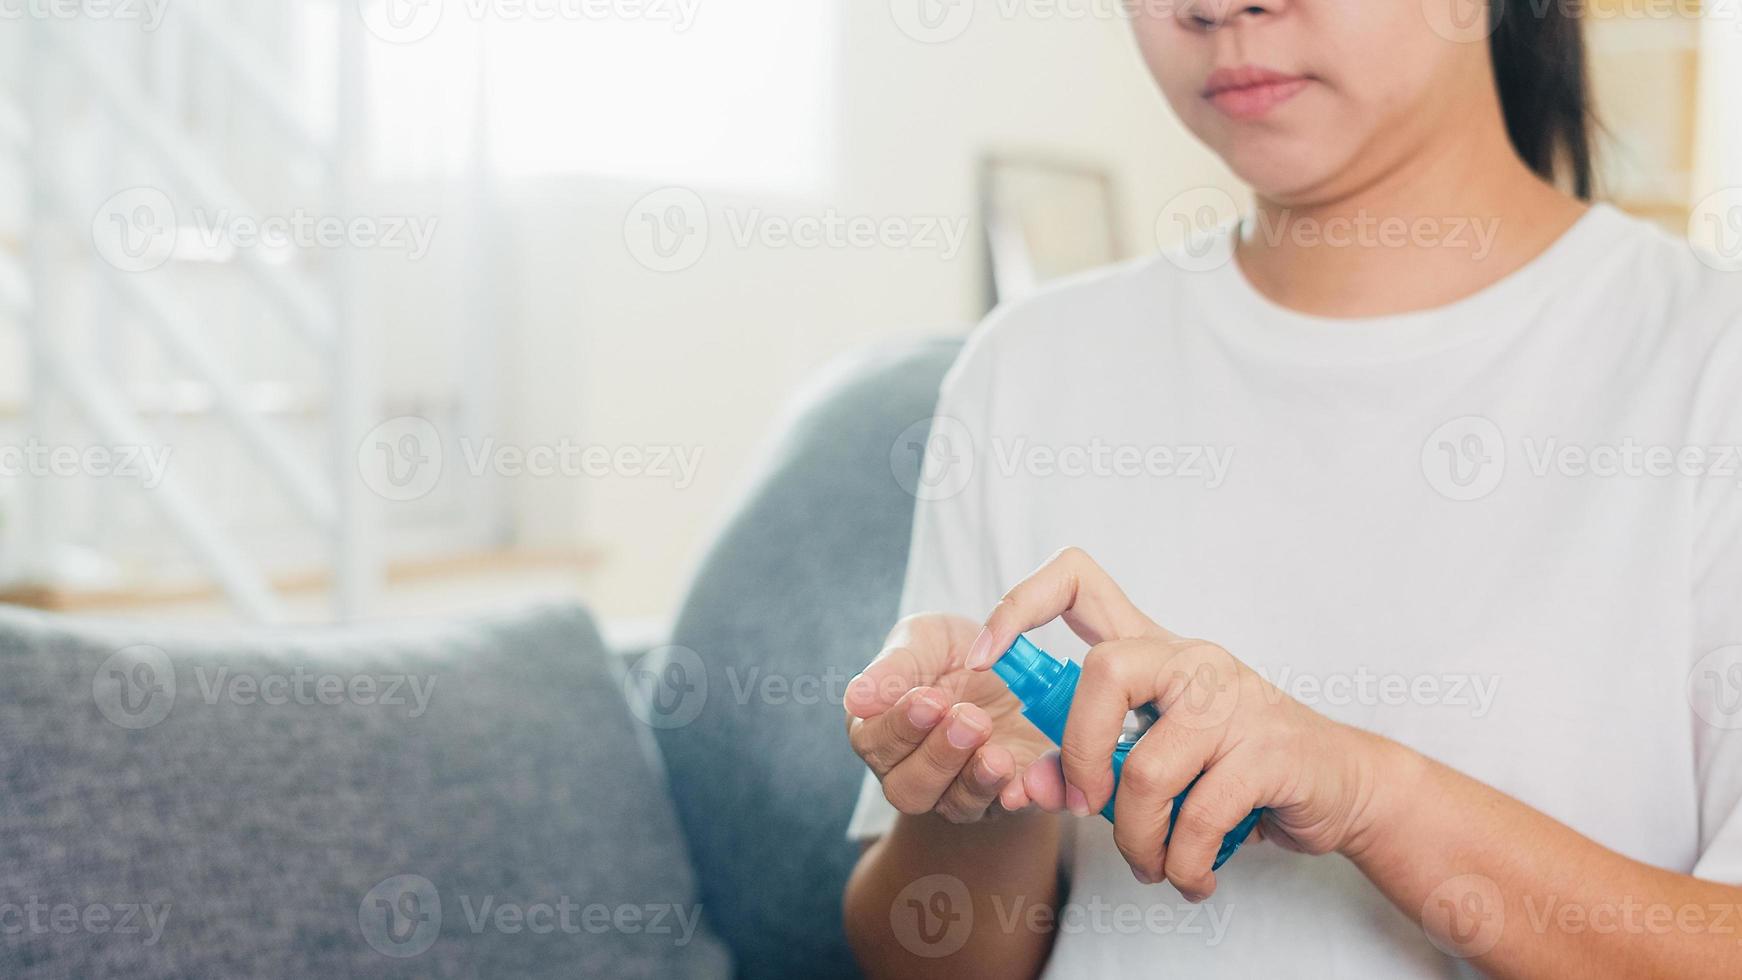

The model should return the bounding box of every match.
[848,204,1742,977]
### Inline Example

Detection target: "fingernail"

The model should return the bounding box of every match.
[1132,867,1155,885]
[974,756,1003,788]
[947,712,987,749]
[964,627,996,670]
[1065,785,1091,817]
[907,697,944,729]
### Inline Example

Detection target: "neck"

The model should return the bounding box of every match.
[1235,106,1588,319]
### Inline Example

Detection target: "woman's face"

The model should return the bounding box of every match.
[1131,0,1497,204]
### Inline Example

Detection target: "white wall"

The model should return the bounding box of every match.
[494,5,1239,618]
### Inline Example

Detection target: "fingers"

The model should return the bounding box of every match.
[846,615,976,718]
[1058,638,1182,813]
[935,743,1016,823]
[879,703,995,814]
[1021,750,1067,811]
[998,768,1033,812]
[964,547,1165,670]
[847,686,950,775]
[1161,765,1263,902]
[1111,721,1210,883]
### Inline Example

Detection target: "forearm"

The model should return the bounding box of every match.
[1348,735,1742,978]
[844,808,1063,979]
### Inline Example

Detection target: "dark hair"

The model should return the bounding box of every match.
[1489,2,1596,199]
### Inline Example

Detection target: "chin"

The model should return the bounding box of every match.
[1217,141,1342,206]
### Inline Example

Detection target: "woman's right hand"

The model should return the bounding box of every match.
[845,613,1058,823]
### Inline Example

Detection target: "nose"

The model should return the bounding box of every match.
[1176,0,1285,30]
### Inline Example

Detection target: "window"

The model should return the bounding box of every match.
[357,2,836,192]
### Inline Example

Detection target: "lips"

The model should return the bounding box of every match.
[1203,66,1311,121]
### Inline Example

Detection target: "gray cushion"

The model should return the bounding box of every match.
[0,602,731,980]
[653,337,964,979]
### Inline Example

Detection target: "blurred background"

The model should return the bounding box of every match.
[0,0,1738,643]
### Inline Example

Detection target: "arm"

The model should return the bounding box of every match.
[844,810,1061,979]
[841,614,1066,979]
[1349,742,1742,978]
[963,547,1742,978]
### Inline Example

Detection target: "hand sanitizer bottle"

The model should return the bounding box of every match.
[992,635,1263,870]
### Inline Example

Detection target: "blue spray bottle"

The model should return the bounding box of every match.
[991,635,1264,870]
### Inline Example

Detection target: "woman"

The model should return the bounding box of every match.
[841,1,1742,977]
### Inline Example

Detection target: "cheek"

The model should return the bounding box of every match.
[1130,15,1207,112]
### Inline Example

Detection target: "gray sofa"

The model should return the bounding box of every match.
[0,337,964,979]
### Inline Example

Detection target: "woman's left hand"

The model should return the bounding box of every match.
[962,547,1404,902]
